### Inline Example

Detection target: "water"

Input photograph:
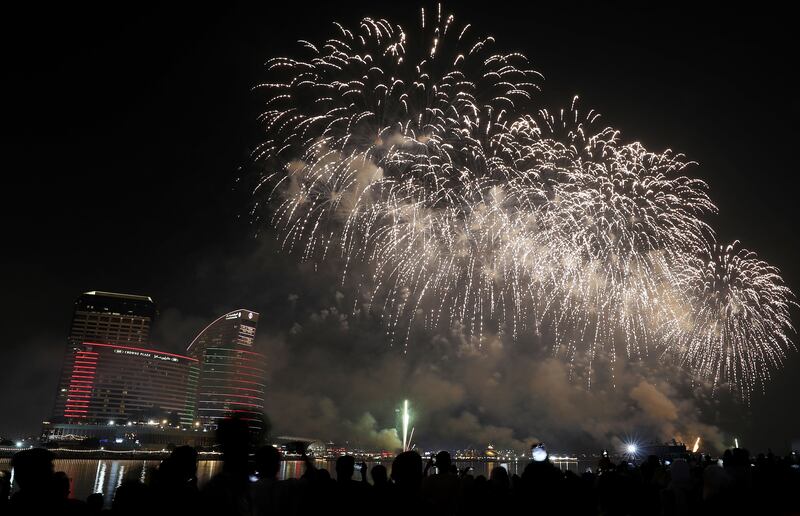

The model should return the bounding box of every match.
[0,457,587,507]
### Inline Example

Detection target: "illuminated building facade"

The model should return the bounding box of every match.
[45,294,267,447]
[52,342,199,426]
[49,291,199,442]
[187,309,267,438]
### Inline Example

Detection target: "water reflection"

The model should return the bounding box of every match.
[0,457,585,507]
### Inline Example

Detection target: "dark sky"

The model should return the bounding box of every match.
[2,2,798,452]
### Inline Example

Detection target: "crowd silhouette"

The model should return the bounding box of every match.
[2,417,799,516]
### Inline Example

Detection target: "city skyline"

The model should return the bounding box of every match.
[41,290,267,448]
[2,2,799,454]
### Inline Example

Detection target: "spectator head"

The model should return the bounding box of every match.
[670,459,690,486]
[703,464,731,501]
[336,455,355,481]
[522,458,561,489]
[165,445,198,481]
[216,416,250,471]
[86,493,104,512]
[435,450,452,472]
[112,479,151,513]
[10,448,55,490]
[722,449,733,467]
[392,451,423,489]
[490,465,510,488]
[255,445,282,480]
[371,464,388,485]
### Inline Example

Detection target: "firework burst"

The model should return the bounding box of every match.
[251,5,794,396]
[663,242,795,398]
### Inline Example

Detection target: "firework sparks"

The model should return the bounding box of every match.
[252,6,794,396]
[663,242,795,399]
[402,399,409,451]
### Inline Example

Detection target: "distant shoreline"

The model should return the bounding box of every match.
[0,448,385,462]
[0,448,539,463]
[0,447,222,461]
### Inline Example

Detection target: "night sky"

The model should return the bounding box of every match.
[3,2,798,452]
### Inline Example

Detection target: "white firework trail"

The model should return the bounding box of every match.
[250,5,794,397]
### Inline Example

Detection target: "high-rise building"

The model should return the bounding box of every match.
[52,341,199,426]
[68,291,156,347]
[50,291,200,427]
[187,309,267,438]
[45,294,265,448]
[52,291,159,422]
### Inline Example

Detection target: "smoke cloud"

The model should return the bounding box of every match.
[147,238,728,453]
[1,236,728,453]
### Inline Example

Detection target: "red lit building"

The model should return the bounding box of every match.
[45,294,267,447]
[47,292,201,447]
[53,342,199,426]
[187,309,267,439]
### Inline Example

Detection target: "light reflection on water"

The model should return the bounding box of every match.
[0,458,586,508]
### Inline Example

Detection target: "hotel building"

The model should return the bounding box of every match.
[187,309,267,439]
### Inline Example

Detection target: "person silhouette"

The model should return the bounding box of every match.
[371,464,389,486]
[334,455,368,507]
[421,451,460,515]
[52,471,86,515]
[112,477,152,516]
[363,463,388,505]
[252,445,286,516]
[0,469,12,513]
[8,448,58,515]
[86,492,104,514]
[152,445,199,514]
[389,451,423,516]
[199,416,253,516]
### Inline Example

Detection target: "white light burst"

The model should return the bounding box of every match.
[252,5,794,397]
[663,242,795,399]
